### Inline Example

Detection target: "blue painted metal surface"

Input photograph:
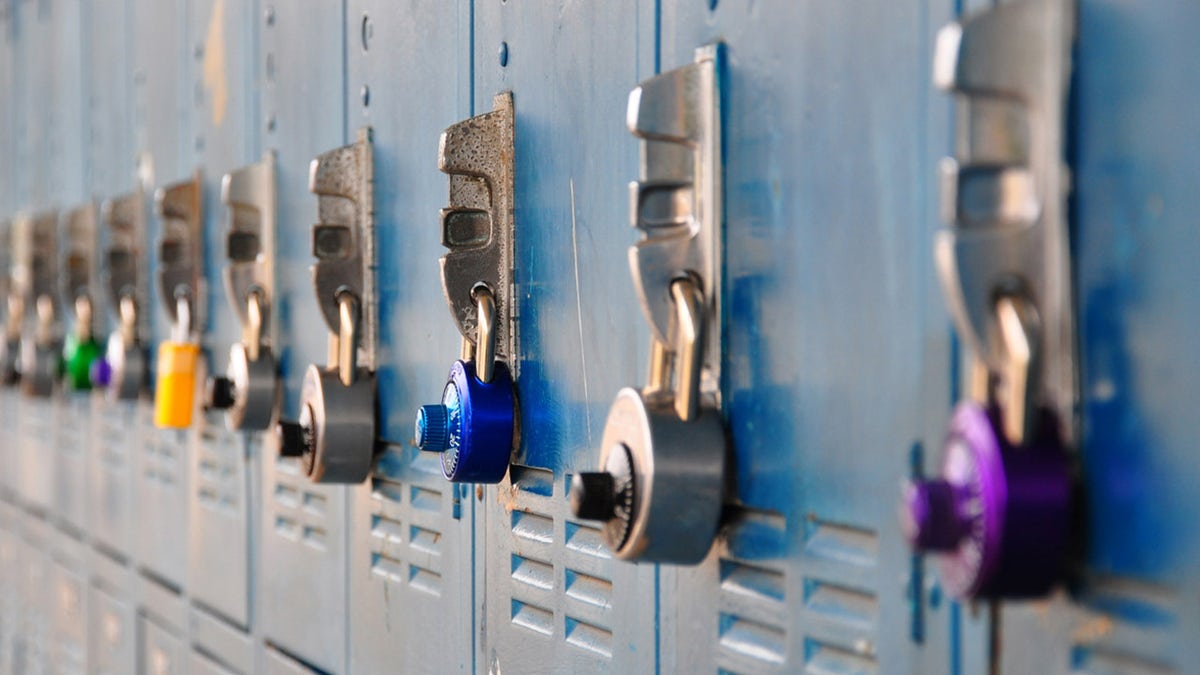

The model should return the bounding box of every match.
[0,0,1197,673]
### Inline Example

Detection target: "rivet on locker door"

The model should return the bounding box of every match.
[901,0,1079,600]
[61,204,102,391]
[204,152,280,431]
[95,190,150,400]
[274,129,379,483]
[152,171,205,429]
[412,93,518,485]
[570,45,730,565]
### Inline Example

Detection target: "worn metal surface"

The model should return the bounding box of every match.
[0,1,1197,673]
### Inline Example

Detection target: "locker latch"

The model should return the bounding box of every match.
[205,152,280,431]
[15,211,62,398]
[95,189,149,400]
[61,203,103,391]
[570,44,729,565]
[275,128,378,483]
[152,171,205,429]
[902,0,1077,599]
[413,93,518,485]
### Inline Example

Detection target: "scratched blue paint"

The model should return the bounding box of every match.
[0,0,1199,672]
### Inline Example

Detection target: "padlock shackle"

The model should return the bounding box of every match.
[993,293,1041,447]
[670,276,705,422]
[473,285,497,384]
[337,291,360,387]
[244,289,265,362]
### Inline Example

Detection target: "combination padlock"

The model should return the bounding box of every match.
[276,293,377,483]
[205,341,276,430]
[92,297,147,400]
[571,279,725,564]
[21,296,62,398]
[416,287,516,483]
[63,332,102,391]
[902,401,1072,598]
[153,338,200,429]
[63,295,101,391]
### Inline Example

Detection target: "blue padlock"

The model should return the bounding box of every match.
[415,359,515,483]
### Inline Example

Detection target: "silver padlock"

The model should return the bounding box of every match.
[575,279,726,563]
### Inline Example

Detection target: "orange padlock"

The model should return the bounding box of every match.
[154,340,201,429]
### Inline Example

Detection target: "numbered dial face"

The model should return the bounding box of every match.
[438,380,464,478]
[937,426,1005,598]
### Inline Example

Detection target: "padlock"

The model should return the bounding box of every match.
[416,358,515,483]
[277,362,376,483]
[206,340,276,431]
[20,295,62,398]
[63,332,102,391]
[571,278,726,564]
[153,340,200,429]
[416,286,516,483]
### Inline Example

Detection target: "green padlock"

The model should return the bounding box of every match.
[63,333,103,391]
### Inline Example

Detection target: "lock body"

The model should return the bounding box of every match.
[576,387,725,563]
[21,337,61,398]
[416,359,515,484]
[154,341,201,429]
[97,331,146,400]
[0,337,18,385]
[903,402,1071,598]
[279,365,376,483]
[212,342,276,431]
[63,334,102,391]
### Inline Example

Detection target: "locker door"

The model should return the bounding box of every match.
[257,2,349,671]
[344,2,476,672]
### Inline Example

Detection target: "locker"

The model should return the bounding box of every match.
[89,398,140,560]
[0,0,1198,673]
[256,3,350,669]
[17,396,56,514]
[55,392,92,536]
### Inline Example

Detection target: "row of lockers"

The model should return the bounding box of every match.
[1,0,1199,673]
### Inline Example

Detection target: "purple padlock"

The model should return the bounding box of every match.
[90,357,113,389]
[902,402,1072,599]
